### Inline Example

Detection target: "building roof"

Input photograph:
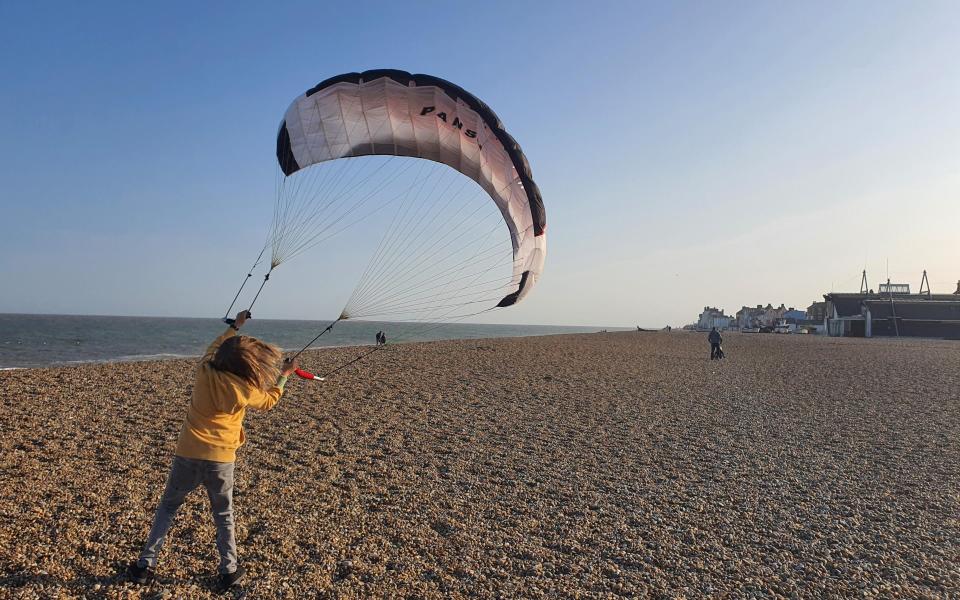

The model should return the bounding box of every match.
[863,300,960,322]
[824,292,960,321]
[825,292,960,302]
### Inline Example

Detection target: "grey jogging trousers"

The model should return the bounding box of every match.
[138,455,237,574]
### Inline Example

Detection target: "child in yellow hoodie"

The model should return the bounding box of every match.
[128,311,297,589]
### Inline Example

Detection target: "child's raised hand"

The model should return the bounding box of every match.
[234,310,251,328]
[281,357,298,377]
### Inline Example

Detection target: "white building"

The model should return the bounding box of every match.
[697,307,733,330]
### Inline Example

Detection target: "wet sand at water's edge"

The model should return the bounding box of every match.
[1,331,958,598]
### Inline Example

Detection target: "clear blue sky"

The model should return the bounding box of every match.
[1,1,957,326]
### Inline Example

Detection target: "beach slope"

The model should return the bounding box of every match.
[1,331,958,598]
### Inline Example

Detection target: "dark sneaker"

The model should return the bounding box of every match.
[126,561,155,584]
[220,565,246,589]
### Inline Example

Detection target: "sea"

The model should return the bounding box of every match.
[0,314,617,369]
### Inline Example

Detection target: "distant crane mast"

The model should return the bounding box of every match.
[919,269,931,298]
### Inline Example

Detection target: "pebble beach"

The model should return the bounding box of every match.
[1,330,958,598]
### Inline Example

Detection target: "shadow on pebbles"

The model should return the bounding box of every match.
[1,331,958,598]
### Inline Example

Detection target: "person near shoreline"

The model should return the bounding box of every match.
[708,327,724,360]
[127,310,297,590]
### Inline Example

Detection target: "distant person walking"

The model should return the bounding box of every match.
[708,327,723,360]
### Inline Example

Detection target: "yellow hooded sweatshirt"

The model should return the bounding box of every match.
[174,328,285,463]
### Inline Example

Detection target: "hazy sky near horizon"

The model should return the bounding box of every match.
[1,2,957,327]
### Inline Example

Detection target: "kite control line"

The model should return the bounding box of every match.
[322,345,385,379]
[291,320,392,381]
[290,319,340,362]
[245,270,272,313]
[224,270,273,326]
[294,343,386,381]
[222,247,267,325]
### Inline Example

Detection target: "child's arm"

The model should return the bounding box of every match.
[244,358,298,411]
[245,385,283,411]
[201,311,250,361]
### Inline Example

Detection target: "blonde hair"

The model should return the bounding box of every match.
[209,336,282,391]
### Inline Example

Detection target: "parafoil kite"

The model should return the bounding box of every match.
[226,69,547,359]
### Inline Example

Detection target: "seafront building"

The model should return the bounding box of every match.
[823,271,960,339]
[696,273,959,338]
[806,301,828,322]
[696,307,733,331]
[823,280,960,339]
[734,304,807,330]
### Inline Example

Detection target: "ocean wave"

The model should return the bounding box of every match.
[112,353,197,362]
[61,353,198,365]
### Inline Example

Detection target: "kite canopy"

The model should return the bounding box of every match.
[224,69,548,354]
[275,69,546,307]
